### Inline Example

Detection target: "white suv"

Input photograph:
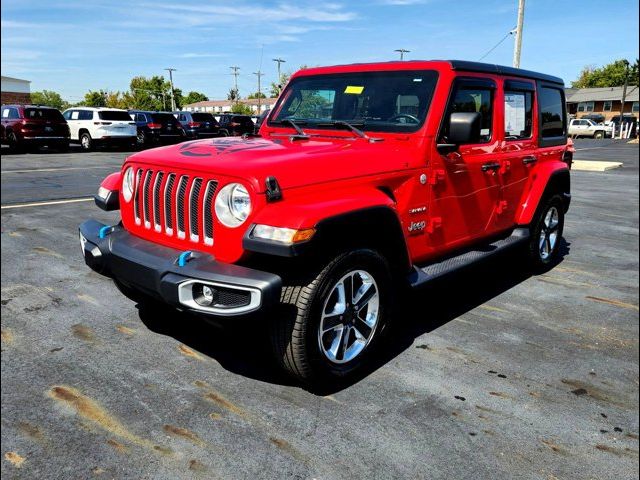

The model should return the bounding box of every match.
[62,107,137,151]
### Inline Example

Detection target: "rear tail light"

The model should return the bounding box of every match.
[147,123,162,129]
[94,121,112,125]
[187,122,201,128]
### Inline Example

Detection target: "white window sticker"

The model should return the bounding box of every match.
[2,109,9,118]
[71,111,79,120]
[504,93,526,136]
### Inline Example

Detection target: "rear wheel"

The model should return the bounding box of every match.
[594,130,604,139]
[527,194,565,270]
[8,132,24,153]
[80,132,93,151]
[270,249,393,384]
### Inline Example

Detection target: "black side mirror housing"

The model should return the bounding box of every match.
[437,112,482,154]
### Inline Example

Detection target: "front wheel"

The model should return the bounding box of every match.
[270,249,393,384]
[527,194,565,270]
[594,130,604,139]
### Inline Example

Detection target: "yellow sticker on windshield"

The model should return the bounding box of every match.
[344,86,364,94]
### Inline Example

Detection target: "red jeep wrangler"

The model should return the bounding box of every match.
[80,60,572,383]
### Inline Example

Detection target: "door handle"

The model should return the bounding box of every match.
[481,162,501,172]
[522,156,537,165]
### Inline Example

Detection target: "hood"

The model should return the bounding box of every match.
[126,135,423,192]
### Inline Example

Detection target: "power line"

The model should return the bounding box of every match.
[394,49,410,61]
[478,27,516,62]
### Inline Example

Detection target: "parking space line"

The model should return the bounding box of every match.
[1,197,94,210]
[1,166,115,174]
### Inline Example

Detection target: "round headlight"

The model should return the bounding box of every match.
[215,183,252,227]
[122,167,134,202]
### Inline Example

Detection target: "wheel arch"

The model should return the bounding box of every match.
[517,165,571,225]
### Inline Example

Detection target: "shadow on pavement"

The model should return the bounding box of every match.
[138,240,570,394]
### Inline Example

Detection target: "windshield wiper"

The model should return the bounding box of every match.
[273,119,309,140]
[317,120,384,142]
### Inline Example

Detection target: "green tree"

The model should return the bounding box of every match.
[572,59,639,88]
[129,76,172,111]
[30,90,69,110]
[247,92,266,99]
[104,91,131,109]
[83,90,107,107]
[270,72,291,97]
[231,103,253,115]
[227,88,239,102]
[182,91,209,105]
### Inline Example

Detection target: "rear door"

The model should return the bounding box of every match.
[429,76,503,250]
[64,110,81,139]
[495,79,537,230]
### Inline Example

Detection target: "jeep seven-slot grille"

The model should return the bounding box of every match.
[132,168,218,246]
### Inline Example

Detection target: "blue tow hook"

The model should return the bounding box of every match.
[178,251,193,267]
[99,225,114,239]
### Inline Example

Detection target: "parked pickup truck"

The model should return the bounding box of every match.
[80,60,573,384]
[568,118,613,139]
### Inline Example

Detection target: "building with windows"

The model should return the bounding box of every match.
[183,97,278,114]
[1,75,31,104]
[565,85,639,122]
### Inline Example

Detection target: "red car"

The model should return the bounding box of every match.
[1,104,70,152]
[80,60,572,384]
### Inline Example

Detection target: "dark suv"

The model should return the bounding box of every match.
[174,111,223,139]
[218,114,255,136]
[1,105,70,152]
[129,110,186,147]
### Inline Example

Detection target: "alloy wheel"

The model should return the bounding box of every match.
[539,206,560,260]
[318,270,380,364]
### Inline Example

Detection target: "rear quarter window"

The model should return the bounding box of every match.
[539,87,566,138]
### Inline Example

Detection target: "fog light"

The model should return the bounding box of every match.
[193,283,218,307]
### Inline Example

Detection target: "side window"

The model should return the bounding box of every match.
[444,84,494,143]
[78,110,92,121]
[63,110,71,120]
[8,108,20,119]
[539,87,566,138]
[504,90,533,139]
[136,113,145,122]
[179,114,187,121]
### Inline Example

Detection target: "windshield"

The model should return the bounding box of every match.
[99,110,132,121]
[270,70,438,133]
[25,108,65,121]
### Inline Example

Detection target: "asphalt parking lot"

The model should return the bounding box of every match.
[1,140,638,479]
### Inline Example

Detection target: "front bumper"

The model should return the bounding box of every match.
[79,220,282,316]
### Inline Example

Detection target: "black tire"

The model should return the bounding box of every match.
[527,194,565,271]
[270,249,394,384]
[594,130,604,139]
[137,130,146,147]
[79,132,93,151]
[8,132,24,153]
[218,129,229,137]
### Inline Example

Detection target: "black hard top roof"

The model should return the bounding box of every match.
[448,60,564,85]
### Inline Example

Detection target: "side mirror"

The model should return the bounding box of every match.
[437,112,482,154]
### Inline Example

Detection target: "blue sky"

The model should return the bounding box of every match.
[2,0,638,102]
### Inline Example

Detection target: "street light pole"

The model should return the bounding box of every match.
[512,0,525,68]
[619,60,630,139]
[394,49,410,61]
[273,58,286,95]
[164,68,177,111]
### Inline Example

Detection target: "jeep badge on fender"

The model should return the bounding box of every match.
[79,60,572,385]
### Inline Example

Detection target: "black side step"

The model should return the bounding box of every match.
[408,228,530,288]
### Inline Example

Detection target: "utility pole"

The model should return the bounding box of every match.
[230,66,240,100]
[273,58,286,95]
[164,68,177,111]
[253,70,265,112]
[512,0,525,68]
[619,60,630,139]
[394,49,410,61]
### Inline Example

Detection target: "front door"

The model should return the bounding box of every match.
[427,76,503,253]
